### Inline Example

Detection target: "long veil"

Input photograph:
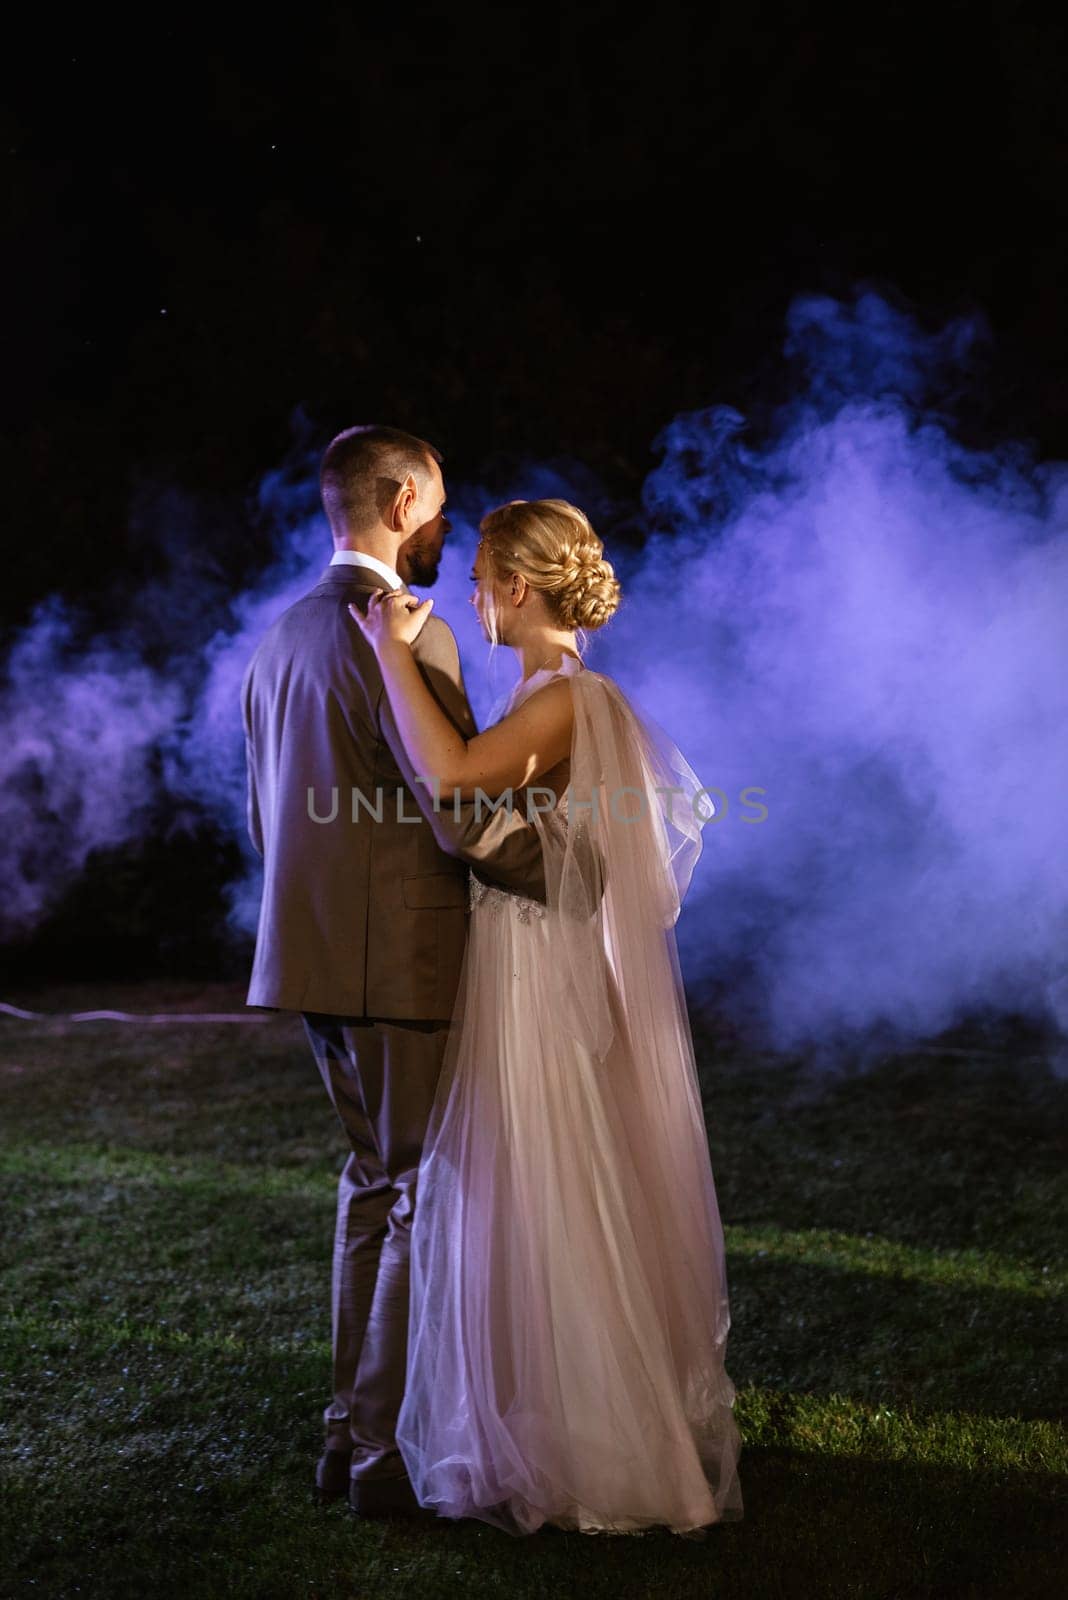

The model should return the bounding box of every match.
[397,663,743,1534]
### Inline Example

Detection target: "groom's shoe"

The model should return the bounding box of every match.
[349,1472,434,1519]
[313,1447,353,1504]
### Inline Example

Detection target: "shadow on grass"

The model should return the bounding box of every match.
[2,1424,1063,1600]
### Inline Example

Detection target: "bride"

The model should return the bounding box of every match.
[349,497,743,1538]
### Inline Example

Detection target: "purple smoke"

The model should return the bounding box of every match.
[1,292,1065,1058]
[0,599,184,940]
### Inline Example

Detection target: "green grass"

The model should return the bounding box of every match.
[1,980,1065,1599]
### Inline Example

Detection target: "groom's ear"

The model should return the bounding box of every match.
[386,474,418,531]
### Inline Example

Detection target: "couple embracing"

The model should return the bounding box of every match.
[241,425,743,1538]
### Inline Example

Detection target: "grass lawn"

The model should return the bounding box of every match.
[1,981,1064,1598]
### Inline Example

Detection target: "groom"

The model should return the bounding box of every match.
[240,425,546,1517]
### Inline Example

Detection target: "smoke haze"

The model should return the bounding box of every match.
[3,292,1065,1057]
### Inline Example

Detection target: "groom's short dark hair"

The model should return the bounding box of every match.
[320,425,443,534]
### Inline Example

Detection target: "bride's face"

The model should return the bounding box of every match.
[469,545,509,644]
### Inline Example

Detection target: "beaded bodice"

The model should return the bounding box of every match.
[467,871,548,921]
[467,787,569,921]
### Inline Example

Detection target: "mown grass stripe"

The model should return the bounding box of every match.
[2,1305,1062,1475]
[3,1139,1063,1298]
[728,1225,1063,1298]
[737,1385,1066,1472]
[0,1138,332,1199]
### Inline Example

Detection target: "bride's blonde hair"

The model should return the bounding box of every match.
[478,499,622,632]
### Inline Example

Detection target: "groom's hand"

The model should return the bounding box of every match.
[349,590,435,652]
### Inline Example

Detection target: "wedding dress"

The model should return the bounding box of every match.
[395,653,743,1537]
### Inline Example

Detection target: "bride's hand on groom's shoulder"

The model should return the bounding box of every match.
[348,591,435,653]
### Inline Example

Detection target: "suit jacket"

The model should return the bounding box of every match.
[241,561,547,1017]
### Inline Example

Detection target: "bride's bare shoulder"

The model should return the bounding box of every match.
[455,677,574,797]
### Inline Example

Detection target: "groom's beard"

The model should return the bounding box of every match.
[401,546,442,587]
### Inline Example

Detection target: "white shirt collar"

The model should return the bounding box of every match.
[330,549,404,589]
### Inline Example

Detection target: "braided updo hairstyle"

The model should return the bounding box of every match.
[477,499,622,633]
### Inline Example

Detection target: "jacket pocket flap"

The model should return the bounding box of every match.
[402,873,468,910]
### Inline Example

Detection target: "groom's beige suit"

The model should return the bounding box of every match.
[241,552,545,1489]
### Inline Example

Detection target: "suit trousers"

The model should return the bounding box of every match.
[301,1011,451,1484]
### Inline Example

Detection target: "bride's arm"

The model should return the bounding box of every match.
[375,637,573,801]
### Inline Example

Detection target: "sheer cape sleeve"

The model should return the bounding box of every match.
[531,666,711,1067]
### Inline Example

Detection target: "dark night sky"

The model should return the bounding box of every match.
[4,2,1067,630]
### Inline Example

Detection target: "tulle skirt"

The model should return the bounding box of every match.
[395,878,744,1537]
